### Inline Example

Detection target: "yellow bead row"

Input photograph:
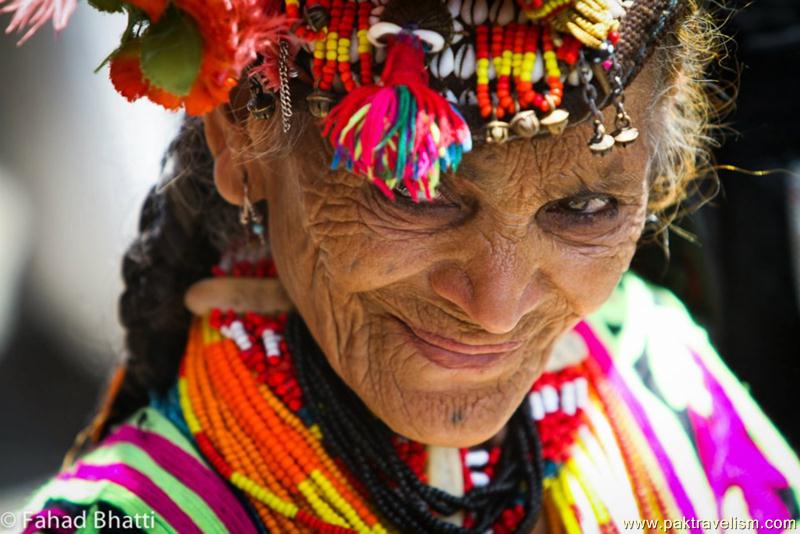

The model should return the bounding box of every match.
[338,37,351,63]
[326,31,339,62]
[357,29,369,55]
[231,471,300,519]
[477,57,491,85]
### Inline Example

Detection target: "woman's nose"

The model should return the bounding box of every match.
[429,234,540,335]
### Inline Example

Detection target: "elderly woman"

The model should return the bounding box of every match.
[6,0,800,532]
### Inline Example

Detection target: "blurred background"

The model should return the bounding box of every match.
[0,0,798,525]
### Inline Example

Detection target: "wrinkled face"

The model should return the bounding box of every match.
[240,63,661,447]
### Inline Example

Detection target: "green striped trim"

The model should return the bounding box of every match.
[26,477,172,533]
[79,442,227,533]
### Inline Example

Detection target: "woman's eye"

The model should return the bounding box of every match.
[389,181,461,210]
[537,194,620,232]
[563,196,614,215]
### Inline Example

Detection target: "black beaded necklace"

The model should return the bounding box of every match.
[286,313,545,533]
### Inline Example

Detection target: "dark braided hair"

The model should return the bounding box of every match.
[93,117,240,439]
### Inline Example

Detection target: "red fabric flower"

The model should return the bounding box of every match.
[109,44,181,110]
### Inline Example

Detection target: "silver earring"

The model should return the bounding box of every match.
[240,176,266,245]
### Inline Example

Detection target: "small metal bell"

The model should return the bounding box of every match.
[247,79,276,120]
[611,112,639,146]
[588,120,616,155]
[613,126,639,146]
[541,109,569,135]
[306,91,336,119]
[304,4,330,33]
[486,120,511,144]
[510,110,540,138]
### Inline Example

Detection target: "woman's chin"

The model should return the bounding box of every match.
[365,377,532,448]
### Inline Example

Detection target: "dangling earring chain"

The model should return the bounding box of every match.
[579,53,615,155]
[240,176,266,245]
[279,39,294,134]
[609,55,639,146]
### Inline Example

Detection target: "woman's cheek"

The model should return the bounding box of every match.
[542,225,643,316]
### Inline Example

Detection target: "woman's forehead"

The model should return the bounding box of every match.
[456,133,649,195]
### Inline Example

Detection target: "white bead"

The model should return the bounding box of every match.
[561,381,577,416]
[529,392,545,421]
[262,329,281,358]
[470,471,490,487]
[575,377,589,409]
[541,385,559,413]
[465,450,490,467]
[532,53,544,83]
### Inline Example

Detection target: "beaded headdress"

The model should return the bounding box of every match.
[2,0,683,199]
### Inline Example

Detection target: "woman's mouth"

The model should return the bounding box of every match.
[398,320,522,370]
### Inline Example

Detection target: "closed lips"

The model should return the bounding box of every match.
[408,326,522,355]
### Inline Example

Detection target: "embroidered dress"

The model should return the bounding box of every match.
[22,274,800,533]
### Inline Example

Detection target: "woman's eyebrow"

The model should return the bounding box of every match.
[452,149,642,195]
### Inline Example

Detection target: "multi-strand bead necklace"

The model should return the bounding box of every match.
[178,259,681,533]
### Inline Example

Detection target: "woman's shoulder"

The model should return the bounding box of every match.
[21,405,260,534]
[585,272,800,522]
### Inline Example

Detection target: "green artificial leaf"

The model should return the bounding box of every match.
[139,7,202,97]
[88,0,123,13]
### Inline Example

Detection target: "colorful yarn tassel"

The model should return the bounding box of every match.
[323,32,472,201]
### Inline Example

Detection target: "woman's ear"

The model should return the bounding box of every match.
[203,107,268,206]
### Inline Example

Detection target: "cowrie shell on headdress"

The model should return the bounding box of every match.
[369,4,384,26]
[460,0,488,25]
[605,0,627,18]
[567,66,592,86]
[368,22,402,47]
[447,0,461,19]
[454,44,476,79]
[451,19,465,44]
[444,89,459,105]
[413,29,446,53]
[458,89,478,106]
[431,47,455,79]
[489,0,515,26]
